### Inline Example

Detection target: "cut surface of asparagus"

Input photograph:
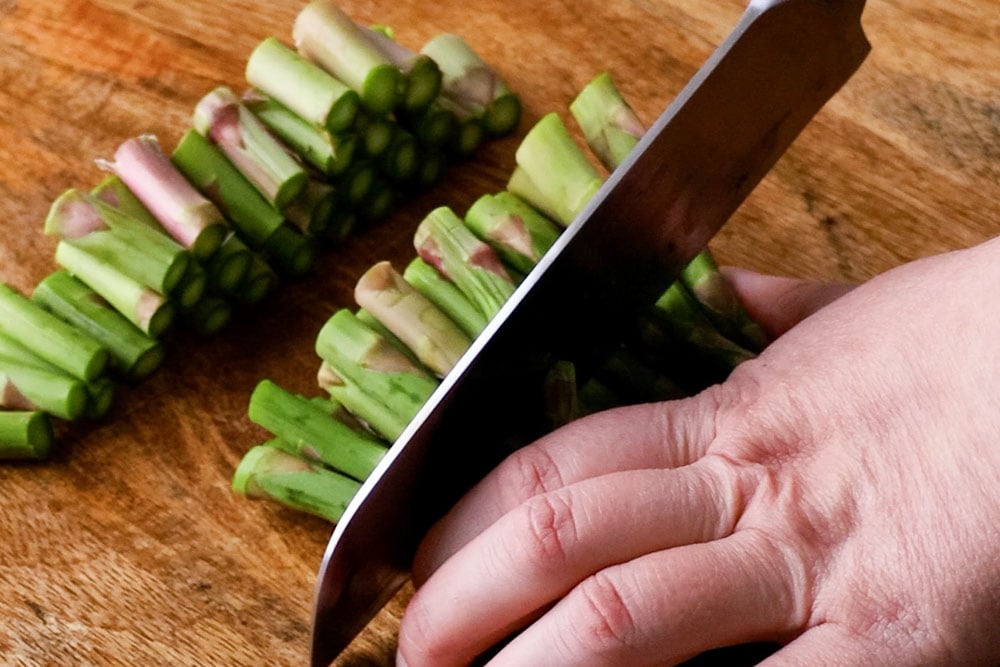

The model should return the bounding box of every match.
[232,442,362,523]
[180,296,233,337]
[32,271,165,381]
[85,377,115,421]
[263,225,316,278]
[403,257,488,338]
[0,349,88,420]
[293,1,403,115]
[354,261,471,377]
[245,37,361,134]
[569,71,645,171]
[91,174,163,230]
[283,179,339,237]
[317,362,410,442]
[0,411,53,461]
[248,379,387,482]
[362,24,442,115]
[464,191,560,274]
[99,135,228,260]
[206,233,253,295]
[172,263,207,310]
[414,206,515,319]
[172,129,285,248]
[0,283,108,383]
[355,308,426,371]
[193,86,308,211]
[237,254,279,305]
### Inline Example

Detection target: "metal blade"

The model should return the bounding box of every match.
[311,0,870,663]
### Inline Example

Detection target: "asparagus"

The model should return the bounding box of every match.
[420,33,521,136]
[0,411,53,461]
[32,271,165,381]
[243,92,357,178]
[45,188,191,296]
[412,149,448,190]
[679,250,767,352]
[569,71,645,171]
[378,128,420,184]
[355,308,427,371]
[361,24,442,115]
[237,254,279,305]
[508,112,603,226]
[358,178,395,225]
[354,261,471,377]
[180,296,233,337]
[193,86,308,211]
[317,362,411,441]
[54,241,175,338]
[464,192,561,274]
[322,207,357,247]
[205,232,252,295]
[91,174,163,230]
[413,206,515,319]
[339,159,377,207]
[171,129,285,247]
[247,379,387,482]
[98,135,228,260]
[232,442,362,523]
[403,257,488,338]
[245,37,361,134]
[293,1,404,115]
[543,360,581,429]
[172,263,207,310]
[0,343,88,420]
[263,225,316,278]
[85,377,115,421]
[0,283,108,383]
[400,100,458,150]
[315,309,437,440]
[283,179,339,238]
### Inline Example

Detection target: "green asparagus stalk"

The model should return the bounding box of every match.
[403,257,488,338]
[0,283,108,383]
[322,208,358,247]
[179,296,232,337]
[595,347,686,403]
[172,263,208,310]
[293,1,404,115]
[413,206,516,319]
[232,441,362,523]
[171,129,285,247]
[193,86,309,211]
[98,135,228,260]
[679,250,767,352]
[543,360,582,429]
[569,71,645,171]
[354,308,427,371]
[0,411,53,461]
[353,110,397,158]
[309,395,373,436]
[378,128,420,183]
[464,191,561,274]
[245,37,361,134]
[399,100,458,149]
[91,174,161,228]
[508,112,603,226]
[205,233,252,295]
[338,159,377,206]
[315,309,437,440]
[243,92,357,178]
[317,362,412,441]
[85,377,115,421]
[0,341,88,420]
[361,24,442,115]
[32,271,165,381]
[236,254,279,306]
[420,33,521,136]
[282,178,339,238]
[354,261,471,377]
[358,178,395,225]
[412,149,448,190]
[54,241,175,338]
[247,379,387,482]
[262,225,316,278]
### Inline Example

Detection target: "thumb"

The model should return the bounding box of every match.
[721,267,855,340]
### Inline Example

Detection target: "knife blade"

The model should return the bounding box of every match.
[310,0,870,663]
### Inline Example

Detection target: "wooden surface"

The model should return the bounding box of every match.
[0,0,997,665]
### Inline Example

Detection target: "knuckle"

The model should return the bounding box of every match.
[571,570,638,653]
[493,445,565,508]
[510,491,578,572]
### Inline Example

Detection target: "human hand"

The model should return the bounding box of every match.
[396,236,1000,666]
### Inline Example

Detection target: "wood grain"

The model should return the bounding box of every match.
[0,0,996,665]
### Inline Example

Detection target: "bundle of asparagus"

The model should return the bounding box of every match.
[234,71,767,521]
[0,1,520,458]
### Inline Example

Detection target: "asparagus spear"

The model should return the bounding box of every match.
[0,283,108,383]
[378,127,420,184]
[317,362,412,441]
[205,232,252,295]
[403,257,488,338]
[32,271,165,381]
[338,159,377,207]
[413,206,515,319]
[358,178,395,225]
[179,296,233,337]
[193,86,309,211]
[543,360,582,429]
[399,101,458,150]
[172,263,207,310]
[98,135,228,260]
[361,24,442,115]
[85,377,115,421]
[0,344,88,420]
[247,379,387,482]
[355,308,427,371]
[569,71,645,171]
[0,411,53,461]
[679,250,767,352]
[236,254,279,306]
[353,110,397,158]
[282,178,339,238]
[464,191,561,274]
[245,37,361,134]
[91,174,162,229]
[293,1,404,115]
[354,261,471,377]
[232,442,362,523]
[263,225,316,278]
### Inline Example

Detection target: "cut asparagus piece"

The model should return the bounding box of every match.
[355,308,426,371]
[263,225,316,278]
[338,159,377,206]
[248,379,387,482]
[0,411,53,461]
[353,110,396,158]
[412,149,448,190]
[46,188,191,295]
[32,271,165,381]
[237,254,279,306]
[98,135,228,260]
[91,174,163,230]
[294,1,403,114]
[0,282,108,383]
[232,442,362,523]
[358,177,395,225]
[193,86,309,211]
[172,129,284,248]
[172,263,207,310]
[569,71,645,171]
[595,347,687,403]
[403,257,488,338]
[245,37,361,134]
[362,25,442,115]
[0,344,88,420]
[508,112,603,226]
[323,208,357,247]
[317,362,410,441]
[354,261,471,377]
[679,250,768,352]
[378,128,419,183]
[464,192,560,274]
[283,178,340,237]
[206,233,252,295]
[243,92,357,177]
[399,100,458,149]
[543,360,581,429]
[420,33,521,136]
[55,241,174,338]
[414,206,515,319]
[180,296,232,337]
[85,377,115,421]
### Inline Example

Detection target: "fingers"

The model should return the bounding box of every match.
[721,267,854,339]
[413,391,729,580]
[757,623,881,666]
[399,462,746,667]
[486,528,802,666]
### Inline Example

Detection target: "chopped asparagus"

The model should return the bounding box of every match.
[206,233,253,295]
[0,343,88,420]
[172,263,207,310]
[0,411,53,461]
[403,257,488,338]
[263,225,316,278]
[361,24,442,115]
[237,254,279,306]
[679,250,768,352]
[283,178,340,238]
[569,71,645,171]
[464,191,560,274]
[180,296,233,337]
[355,308,427,371]
[84,377,115,421]
[316,362,410,441]
[358,178,395,224]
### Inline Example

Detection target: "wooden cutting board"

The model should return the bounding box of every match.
[0,0,996,664]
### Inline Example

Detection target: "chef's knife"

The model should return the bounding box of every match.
[311,0,870,663]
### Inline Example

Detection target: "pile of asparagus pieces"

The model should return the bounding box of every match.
[234,72,767,523]
[0,0,520,460]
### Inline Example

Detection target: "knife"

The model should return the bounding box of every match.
[310,0,870,663]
